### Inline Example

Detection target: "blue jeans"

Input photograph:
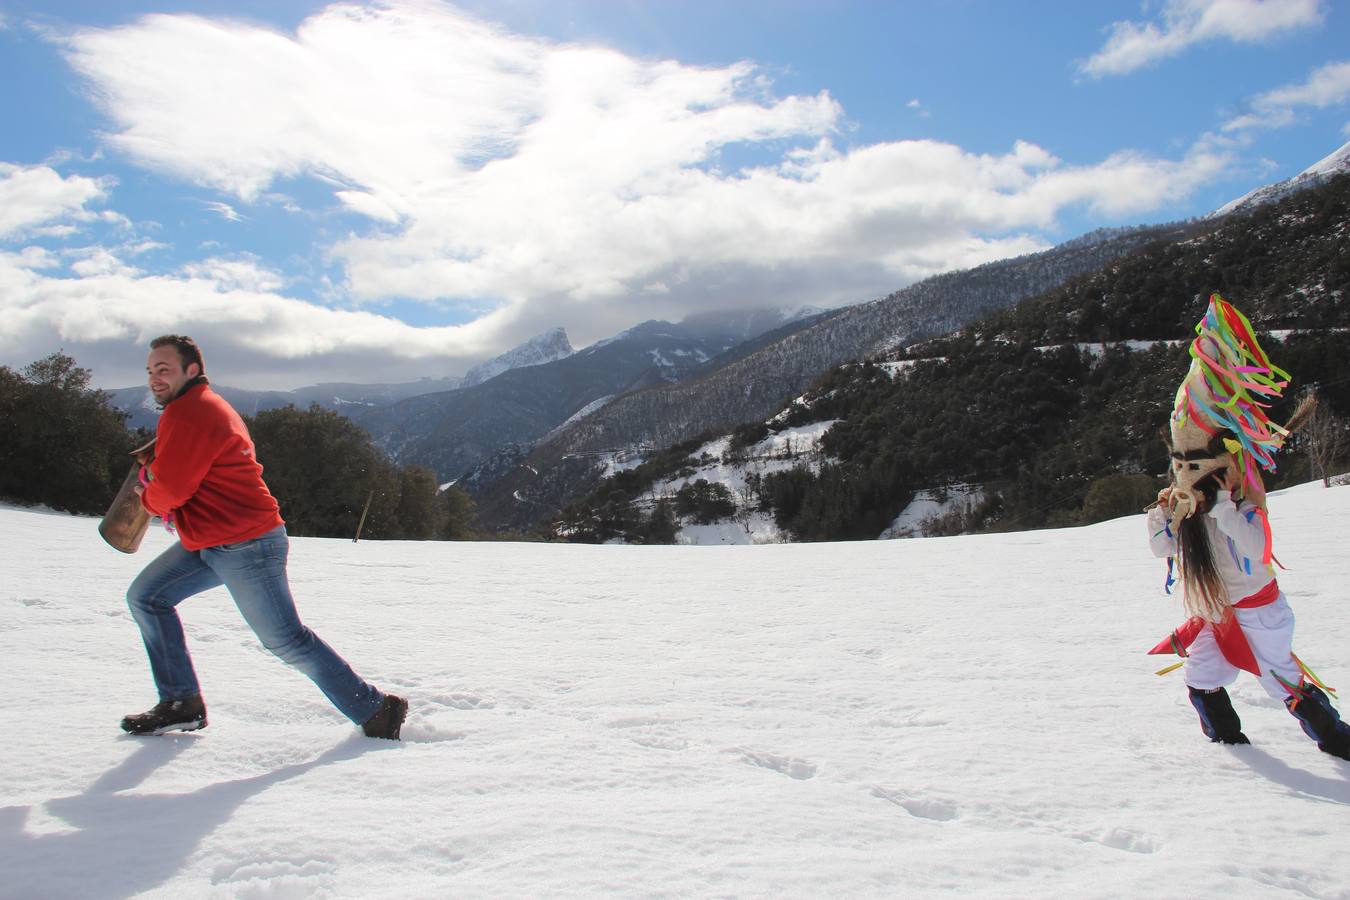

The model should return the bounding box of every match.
[126,526,384,725]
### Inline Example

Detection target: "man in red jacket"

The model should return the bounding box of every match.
[121,335,407,739]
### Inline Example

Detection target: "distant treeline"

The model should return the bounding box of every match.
[0,352,478,541]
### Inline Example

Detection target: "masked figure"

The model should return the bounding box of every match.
[1146,295,1347,760]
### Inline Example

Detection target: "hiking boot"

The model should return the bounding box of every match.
[362,693,408,740]
[121,695,207,736]
[1188,686,1249,745]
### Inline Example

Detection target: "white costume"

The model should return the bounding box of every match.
[1147,490,1300,699]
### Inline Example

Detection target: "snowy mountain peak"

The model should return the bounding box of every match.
[1213,139,1350,218]
[462,328,575,387]
[1305,139,1350,177]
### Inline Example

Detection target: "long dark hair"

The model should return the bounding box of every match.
[1175,471,1229,621]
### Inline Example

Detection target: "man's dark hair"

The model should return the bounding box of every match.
[150,334,206,374]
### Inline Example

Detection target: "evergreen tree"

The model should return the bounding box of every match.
[642,498,680,543]
[440,486,478,540]
[394,465,443,540]
[248,404,401,539]
[0,352,138,514]
[674,479,736,524]
[1081,473,1160,524]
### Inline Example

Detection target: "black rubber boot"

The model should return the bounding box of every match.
[1188,686,1250,745]
[121,695,208,735]
[1286,683,1350,761]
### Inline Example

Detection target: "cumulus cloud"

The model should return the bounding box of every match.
[0,248,503,387]
[1081,0,1324,78]
[1222,59,1350,133]
[67,246,143,278]
[178,254,286,292]
[0,162,112,239]
[0,1,1235,386]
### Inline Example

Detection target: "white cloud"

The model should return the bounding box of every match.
[335,190,402,223]
[1081,0,1324,78]
[123,239,169,256]
[0,249,502,387]
[202,200,244,222]
[1222,59,1350,133]
[179,254,286,292]
[3,1,1236,386]
[66,246,143,278]
[0,162,112,239]
[12,247,61,270]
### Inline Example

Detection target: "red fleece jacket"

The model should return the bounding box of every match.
[140,382,284,551]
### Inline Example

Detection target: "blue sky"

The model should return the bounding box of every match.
[2,0,1347,388]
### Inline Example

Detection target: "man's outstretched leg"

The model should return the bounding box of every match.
[203,527,407,740]
[123,542,220,735]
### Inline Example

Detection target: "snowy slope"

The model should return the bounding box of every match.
[636,422,839,545]
[1213,139,1350,217]
[3,485,1350,898]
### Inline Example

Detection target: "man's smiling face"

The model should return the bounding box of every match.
[146,344,199,404]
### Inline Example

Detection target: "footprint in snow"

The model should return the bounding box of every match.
[606,716,664,729]
[399,723,468,744]
[211,858,340,895]
[607,717,690,751]
[423,692,496,711]
[1071,827,1159,854]
[870,786,959,821]
[734,748,818,780]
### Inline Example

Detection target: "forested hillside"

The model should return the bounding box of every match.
[551,173,1350,542]
[471,222,1197,532]
[353,315,821,481]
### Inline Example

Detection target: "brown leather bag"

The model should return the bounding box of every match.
[98,438,158,553]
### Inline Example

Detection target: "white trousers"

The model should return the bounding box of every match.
[1183,595,1302,700]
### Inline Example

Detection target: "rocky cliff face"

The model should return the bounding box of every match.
[461,328,576,388]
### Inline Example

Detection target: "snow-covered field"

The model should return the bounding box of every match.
[3,485,1349,898]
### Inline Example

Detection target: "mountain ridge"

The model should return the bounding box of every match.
[467,219,1204,532]
[547,171,1350,543]
[1213,139,1350,218]
[461,327,575,388]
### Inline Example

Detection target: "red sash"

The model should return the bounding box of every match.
[1148,580,1280,676]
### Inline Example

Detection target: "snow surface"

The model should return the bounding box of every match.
[1303,139,1350,177]
[4,485,1350,898]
